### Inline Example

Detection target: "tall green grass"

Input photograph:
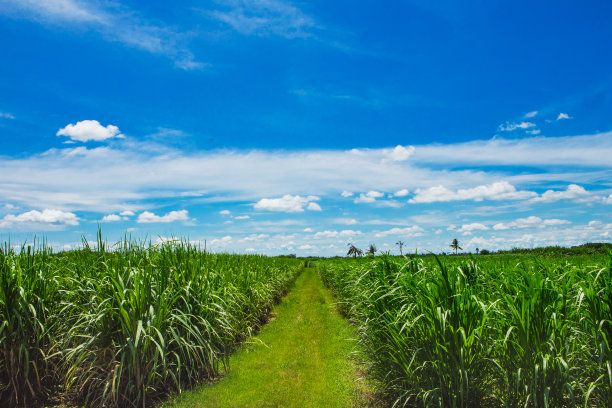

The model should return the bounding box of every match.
[318,252,612,407]
[0,235,301,407]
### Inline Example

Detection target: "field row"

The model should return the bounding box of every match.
[318,254,612,407]
[0,237,302,407]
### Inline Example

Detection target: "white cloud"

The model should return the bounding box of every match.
[136,210,189,223]
[303,227,313,232]
[0,111,15,119]
[531,184,590,203]
[385,145,415,162]
[526,129,541,135]
[219,210,231,215]
[101,214,122,222]
[0,208,78,227]
[209,0,316,39]
[299,244,316,250]
[2,132,612,215]
[458,223,489,235]
[354,190,384,203]
[341,191,353,197]
[493,216,571,230]
[374,226,424,238]
[557,113,571,120]
[57,120,123,142]
[209,235,232,249]
[120,210,135,216]
[1,0,205,70]
[409,181,536,203]
[394,188,409,197]
[307,202,322,211]
[234,215,250,219]
[334,218,358,225]
[254,195,319,212]
[524,111,538,118]
[498,121,536,131]
[313,230,362,239]
[604,194,612,205]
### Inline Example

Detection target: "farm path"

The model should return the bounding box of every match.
[165,267,373,408]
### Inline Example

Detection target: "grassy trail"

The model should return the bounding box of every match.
[164,267,372,408]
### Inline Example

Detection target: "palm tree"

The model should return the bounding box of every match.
[367,244,377,256]
[450,238,462,255]
[347,243,363,258]
[475,247,480,255]
[396,240,404,256]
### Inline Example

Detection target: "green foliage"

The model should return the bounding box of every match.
[0,236,301,407]
[317,253,612,407]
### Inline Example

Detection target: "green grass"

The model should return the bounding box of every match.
[165,267,375,408]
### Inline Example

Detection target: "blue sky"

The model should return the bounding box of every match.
[1,0,611,255]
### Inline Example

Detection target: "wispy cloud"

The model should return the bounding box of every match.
[0,111,16,119]
[0,0,206,70]
[209,0,316,38]
[498,121,536,131]
[524,111,538,118]
[1,130,611,215]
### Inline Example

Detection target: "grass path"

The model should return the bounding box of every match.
[164,267,373,408]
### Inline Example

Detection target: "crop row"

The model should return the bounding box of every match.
[0,236,302,407]
[318,254,612,407]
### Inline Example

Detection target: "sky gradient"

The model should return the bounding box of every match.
[1,0,611,255]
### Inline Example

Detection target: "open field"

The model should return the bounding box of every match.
[317,252,612,407]
[0,237,302,407]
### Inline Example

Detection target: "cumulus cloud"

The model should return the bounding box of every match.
[136,210,189,223]
[458,223,488,235]
[385,145,415,162]
[120,210,135,216]
[354,190,384,203]
[374,226,424,238]
[493,216,570,230]
[409,181,536,203]
[101,214,122,222]
[394,189,409,197]
[313,230,362,239]
[219,210,231,215]
[557,113,571,120]
[531,184,591,203]
[334,218,358,225]
[0,209,78,227]
[498,121,536,131]
[254,195,320,212]
[57,120,123,142]
[307,202,322,211]
[341,191,353,197]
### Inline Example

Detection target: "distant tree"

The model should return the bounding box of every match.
[347,243,363,258]
[396,240,404,256]
[480,249,490,255]
[450,238,462,255]
[475,247,480,255]
[367,244,377,256]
